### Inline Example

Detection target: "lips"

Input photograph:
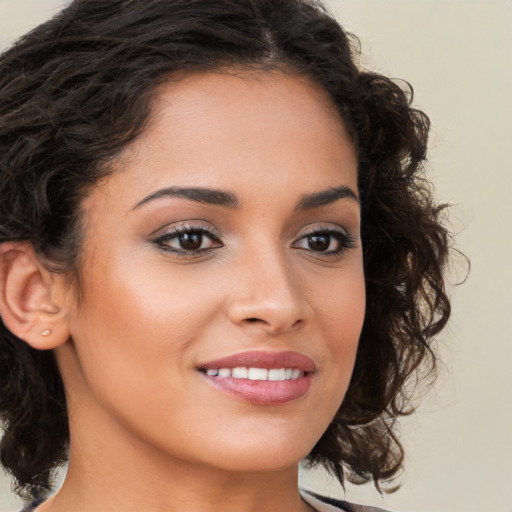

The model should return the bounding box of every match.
[198,350,316,372]
[197,351,315,405]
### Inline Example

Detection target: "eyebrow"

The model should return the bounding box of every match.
[132,184,359,211]
[295,186,359,211]
[132,186,240,210]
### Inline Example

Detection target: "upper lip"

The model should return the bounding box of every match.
[197,350,316,372]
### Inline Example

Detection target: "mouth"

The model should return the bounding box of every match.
[197,351,315,405]
[199,367,306,381]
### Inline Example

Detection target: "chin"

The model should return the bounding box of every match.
[186,430,317,474]
[205,450,306,474]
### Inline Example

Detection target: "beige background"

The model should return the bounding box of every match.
[1,1,511,511]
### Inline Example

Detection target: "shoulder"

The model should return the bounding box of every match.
[301,489,395,512]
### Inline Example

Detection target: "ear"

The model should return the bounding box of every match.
[0,242,70,350]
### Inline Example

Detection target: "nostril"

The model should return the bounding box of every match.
[245,318,261,323]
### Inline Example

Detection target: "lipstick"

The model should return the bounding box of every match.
[197,350,315,405]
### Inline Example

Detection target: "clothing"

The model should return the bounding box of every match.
[20,490,392,512]
[301,489,392,512]
[19,497,44,512]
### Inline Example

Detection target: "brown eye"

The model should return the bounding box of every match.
[293,227,356,256]
[295,232,340,253]
[307,234,331,252]
[154,226,222,254]
[178,232,203,251]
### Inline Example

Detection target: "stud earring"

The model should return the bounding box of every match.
[41,329,52,337]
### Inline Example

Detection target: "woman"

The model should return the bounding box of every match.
[0,1,451,511]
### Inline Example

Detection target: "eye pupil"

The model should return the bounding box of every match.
[179,232,202,250]
[308,234,330,251]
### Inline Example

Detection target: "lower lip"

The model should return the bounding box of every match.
[201,373,313,405]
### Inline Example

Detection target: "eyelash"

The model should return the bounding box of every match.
[292,227,357,258]
[152,224,356,258]
[152,224,223,256]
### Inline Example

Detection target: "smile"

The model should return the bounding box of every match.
[197,351,315,405]
[202,367,305,381]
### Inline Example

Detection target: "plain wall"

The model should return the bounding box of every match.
[1,1,511,511]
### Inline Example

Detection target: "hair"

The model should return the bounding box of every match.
[0,0,451,500]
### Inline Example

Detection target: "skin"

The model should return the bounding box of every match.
[37,71,365,512]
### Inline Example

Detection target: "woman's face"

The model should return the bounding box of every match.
[58,71,365,473]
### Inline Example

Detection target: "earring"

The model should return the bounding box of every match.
[41,329,52,337]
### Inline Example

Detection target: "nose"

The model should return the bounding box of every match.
[226,247,311,334]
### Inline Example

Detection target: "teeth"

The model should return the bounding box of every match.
[268,368,286,381]
[231,367,248,378]
[248,368,268,380]
[204,367,304,381]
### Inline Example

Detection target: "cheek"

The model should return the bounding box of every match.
[313,259,365,388]
[314,255,365,335]
[66,244,236,410]
[64,261,216,448]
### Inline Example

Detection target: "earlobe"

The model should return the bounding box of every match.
[0,242,70,350]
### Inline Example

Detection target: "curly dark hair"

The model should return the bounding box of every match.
[0,0,451,501]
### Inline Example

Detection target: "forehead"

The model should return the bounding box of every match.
[147,69,350,148]
[149,69,346,131]
[89,70,358,212]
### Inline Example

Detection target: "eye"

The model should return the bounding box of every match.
[293,227,356,256]
[152,225,223,255]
